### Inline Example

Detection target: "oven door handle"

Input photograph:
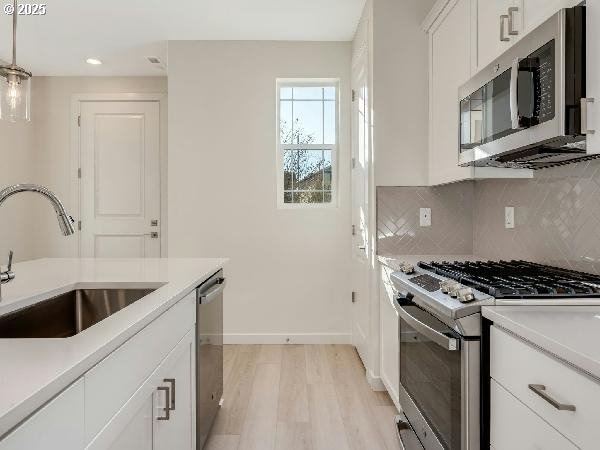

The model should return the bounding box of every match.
[396,299,460,351]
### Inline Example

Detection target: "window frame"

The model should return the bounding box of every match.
[276,78,340,209]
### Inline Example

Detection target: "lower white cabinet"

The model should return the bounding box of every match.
[490,325,600,449]
[379,264,399,409]
[0,379,85,450]
[95,328,195,450]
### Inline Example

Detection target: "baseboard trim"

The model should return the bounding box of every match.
[223,333,352,345]
[367,369,386,392]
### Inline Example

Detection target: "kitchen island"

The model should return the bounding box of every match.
[0,257,226,448]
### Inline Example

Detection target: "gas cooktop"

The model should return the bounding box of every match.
[417,260,600,299]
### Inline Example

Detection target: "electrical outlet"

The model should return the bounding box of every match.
[420,208,432,227]
[505,206,515,229]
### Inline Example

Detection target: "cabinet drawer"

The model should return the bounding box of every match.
[491,326,600,449]
[84,290,196,443]
[0,379,84,450]
[490,379,577,450]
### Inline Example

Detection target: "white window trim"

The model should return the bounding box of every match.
[276,78,340,209]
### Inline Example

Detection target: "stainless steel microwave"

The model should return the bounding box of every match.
[458,6,593,169]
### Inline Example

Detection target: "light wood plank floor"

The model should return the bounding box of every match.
[205,345,402,450]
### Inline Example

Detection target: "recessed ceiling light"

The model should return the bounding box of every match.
[86,58,103,65]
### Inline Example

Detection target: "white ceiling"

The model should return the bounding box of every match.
[0,0,366,76]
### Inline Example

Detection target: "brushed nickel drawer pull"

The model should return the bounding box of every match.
[508,7,519,35]
[157,386,171,420]
[500,15,510,42]
[164,378,176,410]
[528,384,576,411]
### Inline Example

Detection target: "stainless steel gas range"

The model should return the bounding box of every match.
[390,259,600,450]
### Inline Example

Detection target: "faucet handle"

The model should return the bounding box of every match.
[7,250,12,271]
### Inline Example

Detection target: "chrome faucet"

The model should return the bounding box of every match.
[0,183,75,298]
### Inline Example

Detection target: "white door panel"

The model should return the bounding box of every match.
[80,101,161,257]
[351,50,370,365]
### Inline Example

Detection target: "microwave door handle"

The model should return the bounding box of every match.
[396,300,459,351]
[510,58,521,129]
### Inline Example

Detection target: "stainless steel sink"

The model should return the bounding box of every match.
[0,288,156,338]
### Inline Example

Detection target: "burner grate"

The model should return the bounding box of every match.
[417,260,600,299]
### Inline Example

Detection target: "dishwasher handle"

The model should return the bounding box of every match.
[197,278,226,305]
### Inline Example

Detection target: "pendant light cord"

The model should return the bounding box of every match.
[11,0,17,67]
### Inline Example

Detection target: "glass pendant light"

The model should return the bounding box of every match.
[0,0,32,122]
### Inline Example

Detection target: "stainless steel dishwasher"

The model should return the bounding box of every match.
[196,270,225,449]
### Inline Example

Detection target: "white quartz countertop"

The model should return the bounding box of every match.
[483,306,600,381]
[0,257,227,438]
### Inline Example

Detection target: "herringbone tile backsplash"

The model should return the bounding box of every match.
[377,159,600,275]
[474,159,600,274]
[377,183,474,256]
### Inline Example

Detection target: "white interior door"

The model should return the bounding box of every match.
[351,53,370,365]
[79,101,161,258]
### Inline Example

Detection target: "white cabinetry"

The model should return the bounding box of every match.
[490,325,600,449]
[427,0,474,186]
[379,264,399,410]
[98,329,195,450]
[474,0,580,71]
[0,379,85,450]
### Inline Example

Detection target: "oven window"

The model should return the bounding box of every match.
[460,88,484,152]
[399,304,461,449]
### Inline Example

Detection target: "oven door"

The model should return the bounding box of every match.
[396,295,471,450]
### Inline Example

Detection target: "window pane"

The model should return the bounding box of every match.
[284,192,293,203]
[293,86,323,100]
[293,101,323,144]
[283,149,299,190]
[324,87,335,100]
[280,87,292,100]
[294,191,324,203]
[324,101,336,145]
[323,150,332,190]
[324,192,332,203]
[280,101,293,144]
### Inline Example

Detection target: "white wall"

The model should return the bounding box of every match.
[0,120,36,262]
[30,77,167,258]
[372,0,435,186]
[168,41,353,342]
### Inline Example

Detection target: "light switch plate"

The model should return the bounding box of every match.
[505,206,515,229]
[420,208,432,227]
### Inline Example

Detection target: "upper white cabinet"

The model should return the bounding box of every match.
[474,0,581,71]
[474,0,519,71]
[427,0,475,185]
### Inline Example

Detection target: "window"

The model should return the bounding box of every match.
[277,80,338,207]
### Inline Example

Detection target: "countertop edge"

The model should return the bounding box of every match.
[482,306,600,382]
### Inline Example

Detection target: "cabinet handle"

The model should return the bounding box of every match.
[528,384,576,411]
[164,378,176,410]
[500,15,509,42]
[508,7,519,35]
[157,386,171,420]
[581,98,595,135]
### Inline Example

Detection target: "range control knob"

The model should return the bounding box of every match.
[457,288,475,303]
[440,280,461,294]
[400,262,415,274]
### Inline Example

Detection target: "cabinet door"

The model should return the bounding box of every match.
[429,0,474,185]
[154,329,195,450]
[517,0,580,36]
[379,274,399,408]
[474,0,513,70]
[107,397,153,450]
[0,379,84,450]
